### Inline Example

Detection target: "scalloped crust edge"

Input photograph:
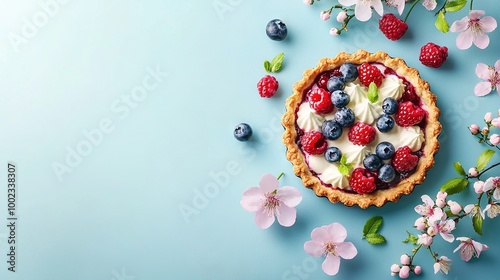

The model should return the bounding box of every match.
[282,50,442,209]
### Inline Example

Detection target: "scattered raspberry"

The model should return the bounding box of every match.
[349,168,377,194]
[419,42,448,68]
[308,88,334,114]
[379,13,408,41]
[348,122,376,145]
[300,130,328,155]
[392,146,419,172]
[358,63,384,87]
[316,73,330,89]
[257,75,279,98]
[394,101,425,127]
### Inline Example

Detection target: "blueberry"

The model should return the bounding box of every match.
[339,63,358,82]
[334,107,355,127]
[376,141,395,160]
[327,76,345,92]
[363,154,382,171]
[266,19,288,41]
[324,147,342,163]
[376,114,395,133]
[382,97,398,115]
[331,90,350,108]
[234,123,253,141]
[321,120,343,140]
[378,164,396,183]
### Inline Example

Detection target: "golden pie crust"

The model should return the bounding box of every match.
[282,50,441,208]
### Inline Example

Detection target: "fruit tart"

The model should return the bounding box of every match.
[282,50,441,208]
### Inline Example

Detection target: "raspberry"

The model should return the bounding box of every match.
[392,146,419,172]
[358,63,384,87]
[348,122,376,145]
[316,73,330,89]
[349,168,377,194]
[308,88,334,114]
[419,42,448,68]
[300,131,328,155]
[379,13,408,41]
[257,75,279,98]
[394,101,425,127]
[401,80,420,104]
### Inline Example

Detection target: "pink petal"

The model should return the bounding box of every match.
[494,188,500,200]
[421,195,434,206]
[276,204,297,227]
[480,16,497,32]
[433,262,440,274]
[326,222,347,243]
[241,187,264,212]
[338,0,357,6]
[440,232,454,243]
[304,241,324,257]
[311,226,331,243]
[456,30,474,50]
[354,2,372,22]
[371,0,384,16]
[259,173,279,193]
[397,0,405,15]
[475,63,492,79]
[456,237,469,242]
[469,10,485,20]
[322,254,341,276]
[472,240,484,257]
[336,242,357,259]
[473,34,490,49]
[450,17,468,32]
[474,81,492,96]
[464,204,475,214]
[494,60,500,72]
[254,208,275,229]
[278,186,302,207]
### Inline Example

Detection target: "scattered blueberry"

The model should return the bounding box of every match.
[327,76,345,92]
[331,90,350,108]
[382,97,398,115]
[324,147,342,163]
[376,141,395,160]
[334,107,355,127]
[378,164,396,182]
[266,19,288,41]
[363,154,382,171]
[234,123,253,141]
[321,120,343,140]
[339,63,358,82]
[376,114,395,133]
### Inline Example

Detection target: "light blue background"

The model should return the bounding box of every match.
[0,0,499,279]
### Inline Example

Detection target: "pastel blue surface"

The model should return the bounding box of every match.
[0,0,499,279]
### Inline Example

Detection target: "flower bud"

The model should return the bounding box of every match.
[303,0,314,5]
[492,118,500,128]
[336,10,347,22]
[468,124,479,135]
[468,167,478,177]
[400,254,411,265]
[482,127,489,135]
[414,217,427,231]
[390,263,401,274]
[490,134,500,146]
[448,200,462,215]
[414,265,422,275]
[399,265,410,279]
[474,181,485,194]
[485,112,493,123]
[436,198,446,208]
[320,10,331,21]
[329,28,340,36]
[427,226,437,237]
[417,233,433,246]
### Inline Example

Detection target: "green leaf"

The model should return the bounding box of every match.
[476,149,495,171]
[440,178,468,195]
[363,216,383,237]
[338,165,349,177]
[338,155,353,177]
[435,11,449,33]
[264,60,271,73]
[473,213,483,236]
[340,155,347,165]
[444,0,467,12]
[367,82,378,103]
[453,162,467,176]
[365,233,386,245]
[270,52,285,73]
[445,209,457,218]
[402,231,419,245]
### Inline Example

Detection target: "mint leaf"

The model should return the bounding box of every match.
[440,178,468,195]
[477,149,495,171]
[435,11,449,33]
[270,52,285,73]
[338,165,350,177]
[340,155,347,165]
[366,233,386,245]
[363,216,383,237]
[367,82,378,103]
[264,60,271,73]
[453,162,466,176]
[338,155,353,177]
[445,0,467,12]
[473,213,483,236]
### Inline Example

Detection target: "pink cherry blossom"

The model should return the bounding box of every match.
[435,191,447,208]
[483,176,500,199]
[447,200,462,215]
[464,204,485,220]
[422,0,437,11]
[492,118,500,128]
[241,173,302,229]
[429,219,456,243]
[414,195,444,223]
[454,237,488,262]
[385,0,405,15]
[399,265,410,279]
[450,10,497,50]
[469,124,480,134]
[338,0,383,22]
[433,256,452,274]
[473,181,485,193]
[417,233,433,246]
[483,202,500,218]
[474,60,500,96]
[414,217,427,231]
[304,222,357,276]
[490,134,500,145]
